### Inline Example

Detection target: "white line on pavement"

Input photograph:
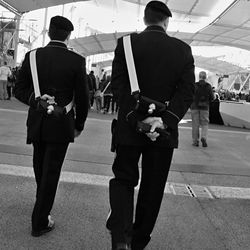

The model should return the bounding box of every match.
[180,126,250,135]
[1,163,250,200]
[0,108,27,114]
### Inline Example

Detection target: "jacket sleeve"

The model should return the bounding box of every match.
[161,45,195,129]
[13,52,36,107]
[111,37,127,101]
[74,57,89,132]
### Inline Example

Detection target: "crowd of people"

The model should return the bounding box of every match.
[87,70,119,114]
[218,89,250,102]
[0,62,19,101]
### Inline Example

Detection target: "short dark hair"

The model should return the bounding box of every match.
[144,8,167,24]
[199,71,207,80]
[48,26,71,41]
[144,1,171,24]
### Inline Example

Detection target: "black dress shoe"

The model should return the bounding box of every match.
[31,215,55,237]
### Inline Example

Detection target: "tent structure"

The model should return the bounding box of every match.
[69,32,246,74]
[0,0,89,15]
[82,54,245,75]
[1,0,250,73]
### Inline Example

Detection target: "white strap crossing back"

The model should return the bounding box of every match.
[29,49,74,113]
[123,35,140,94]
[29,50,41,98]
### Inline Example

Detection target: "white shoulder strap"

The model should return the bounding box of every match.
[29,49,74,114]
[123,35,140,94]
[29,50,41,98]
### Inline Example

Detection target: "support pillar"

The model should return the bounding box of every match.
[42,8,48,47]
[13,14,21,67]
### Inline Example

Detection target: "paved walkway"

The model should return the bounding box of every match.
[0,99,250,250]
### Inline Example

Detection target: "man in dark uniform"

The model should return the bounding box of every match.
[106,1,195,249]
[14,16,89,237]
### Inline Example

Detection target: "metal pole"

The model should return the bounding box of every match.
[62,4,65,16]
[228,74,238,91]
[13,14,21,67]
[42,8,48,47]
[238,73,250,93]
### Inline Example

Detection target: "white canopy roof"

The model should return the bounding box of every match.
[69,32,247,74]
[3,0,250,50]
[0,0,89,14]
[88,54,245,75]
[2,0,250,73]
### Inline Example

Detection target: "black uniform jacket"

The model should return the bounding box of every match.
[112,26,195,148]
[14,41,89,144]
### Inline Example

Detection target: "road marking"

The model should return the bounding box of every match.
[179,126,250,135]
[0,108,28,114]
[1,163,250,200]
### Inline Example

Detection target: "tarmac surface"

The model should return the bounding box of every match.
[0,98,250,250]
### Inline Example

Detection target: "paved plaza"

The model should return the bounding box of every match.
[0,99,250,250]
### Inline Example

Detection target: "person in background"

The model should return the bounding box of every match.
[106,1,195,249]
[100,69,106,82]
[0,61,11,100]
[88,70,97,109]
[111,90,119,114]
[94,87,103,112]
[247,91,250,102]
[191,71,214,147]
[14,15,89,237]
[6,67,16,100]
[102,75,113,114]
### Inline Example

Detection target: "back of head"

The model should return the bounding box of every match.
[48,16,74,41]
[144,1,172,25]
[106,75,111,82]
[199,71,207,81]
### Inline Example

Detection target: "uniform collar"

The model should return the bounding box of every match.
[46,40,68,49]
[144,25,166,34]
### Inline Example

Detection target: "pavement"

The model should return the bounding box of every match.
[0,98,250,250]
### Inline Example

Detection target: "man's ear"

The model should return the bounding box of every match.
[163,18,169,30]
[65,32,71,44]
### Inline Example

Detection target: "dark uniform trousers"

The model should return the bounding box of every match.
[31,141,69,231]
[107,144,174,249]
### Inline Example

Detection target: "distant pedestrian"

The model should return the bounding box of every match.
[0,61,11,100]
[102,75,112,114]
[191,71,214,147]
[94,87,102,112]
[7,68,16,100]
[88,70,97,109]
